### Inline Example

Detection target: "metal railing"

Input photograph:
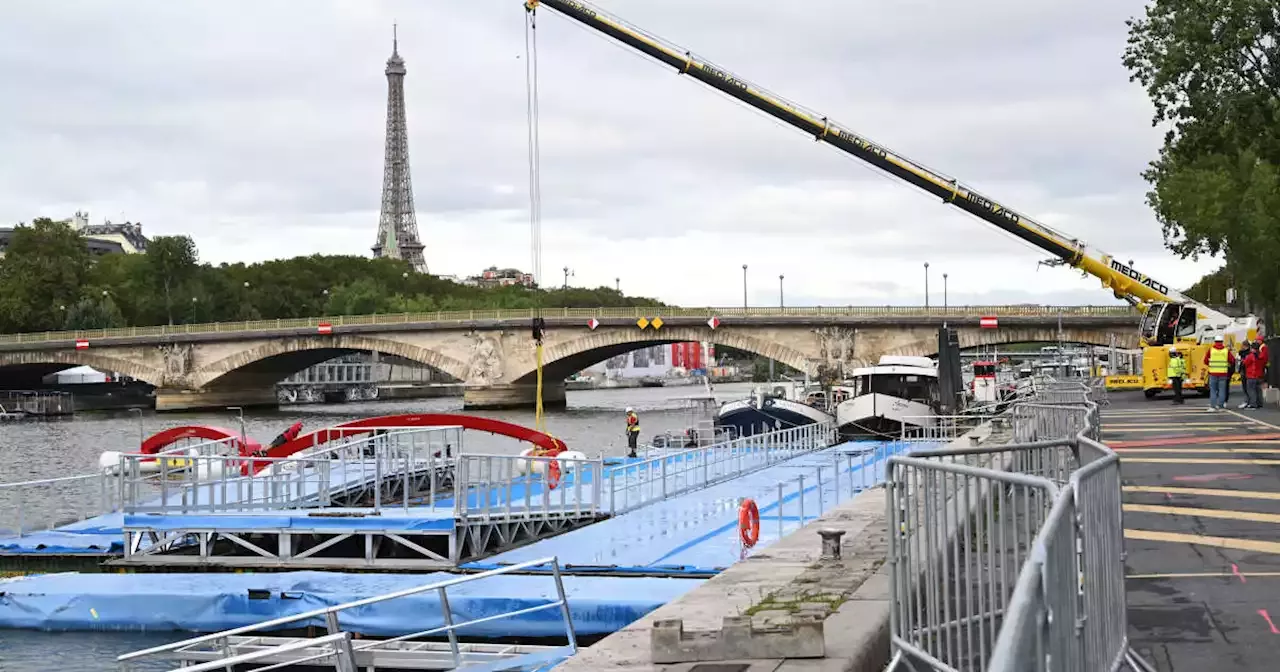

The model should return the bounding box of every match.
[604,421,835,515]
[764,441,907,538]
[0,390,74,416]
[117,556,579,672]
[0,435,240,536]
[899,414,997,442]
[453,452,604,521]
[0,305,1138,345]
[0,472,121,537]
[885,382,1153,671]
[118,426,462,515]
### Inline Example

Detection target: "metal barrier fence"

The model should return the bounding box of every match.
[604,421,835,515]
[0,305,1138,345]
[117,556,579,672]
[885,385,1153,671]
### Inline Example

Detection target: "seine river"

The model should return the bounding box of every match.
[0,382,758,671]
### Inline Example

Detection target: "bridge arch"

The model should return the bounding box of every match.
[518,326,814,383]
[195,334,470,389]
[879,327,1137,360]
[0,350,163,387]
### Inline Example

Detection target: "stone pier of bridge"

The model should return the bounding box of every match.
[0,308,1139,412]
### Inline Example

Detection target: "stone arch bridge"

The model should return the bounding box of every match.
[0,306,1138,411]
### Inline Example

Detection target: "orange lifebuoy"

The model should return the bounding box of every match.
[739,498,760,548]
[547,459,562,490]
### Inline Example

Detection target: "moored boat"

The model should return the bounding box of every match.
[835,355,940,439]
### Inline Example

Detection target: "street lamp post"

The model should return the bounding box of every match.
[562,266,573,290]
[615,277,620,293]
[943,273,949,311]
[742,264,748,309]
[779,274,785,308]
[923,262,930,309]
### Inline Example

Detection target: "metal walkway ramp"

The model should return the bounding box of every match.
[0,421,833,571]
[116,423,833,570]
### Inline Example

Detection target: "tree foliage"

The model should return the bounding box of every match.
[0,224,664,334]
[0,218,92,331]
[1124,0,1280,316]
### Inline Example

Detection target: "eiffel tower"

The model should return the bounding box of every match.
[372,25,428,273]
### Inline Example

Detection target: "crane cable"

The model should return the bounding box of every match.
[524,5,549,435]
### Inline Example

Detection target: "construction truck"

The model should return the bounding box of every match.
[522,0,1261,398]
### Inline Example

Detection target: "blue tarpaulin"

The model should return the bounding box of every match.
[0,570,703,637]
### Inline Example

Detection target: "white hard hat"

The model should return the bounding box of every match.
[1168,346,1178,353]
[1215,335,1225,342]
[625,407,634,413]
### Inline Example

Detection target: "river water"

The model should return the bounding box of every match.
[0,382,758,671]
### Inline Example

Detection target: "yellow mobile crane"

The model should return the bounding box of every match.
[522,0,1260,397]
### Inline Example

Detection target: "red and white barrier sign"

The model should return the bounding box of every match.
[74,339,89,350]
[587,318,600,330]
[317,323,333,335]
[707,316,721,330]
[979,316,998,329]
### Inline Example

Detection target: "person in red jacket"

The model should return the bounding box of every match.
[1244,342,1267,409]
[1204,335,1236,410]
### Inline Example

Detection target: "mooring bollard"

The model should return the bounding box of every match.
[818,528,845,560]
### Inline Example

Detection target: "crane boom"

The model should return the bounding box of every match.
[526,0,1194,309]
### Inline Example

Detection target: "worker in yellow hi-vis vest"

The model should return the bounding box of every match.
[1166,347,1186,405]
[1203,335,1236,410]
[625,407,640,458]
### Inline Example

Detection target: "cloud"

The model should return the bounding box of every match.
[0,0,1215,309]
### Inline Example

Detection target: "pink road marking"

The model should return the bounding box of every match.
[1171,473,1253,482]
[1260,609,1280,634]
[1232,564,1247,584]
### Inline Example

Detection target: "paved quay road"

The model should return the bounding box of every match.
[1107,391,1280,670]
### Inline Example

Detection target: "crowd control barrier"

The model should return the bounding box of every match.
[885,380,1154,672]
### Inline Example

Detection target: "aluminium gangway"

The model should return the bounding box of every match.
[111,421,835,570]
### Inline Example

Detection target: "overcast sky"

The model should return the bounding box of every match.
[0,0,1220,307]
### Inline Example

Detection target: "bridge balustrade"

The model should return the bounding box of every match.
[0,305,1139,345]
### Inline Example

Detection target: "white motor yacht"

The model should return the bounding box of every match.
[835,355,940,439]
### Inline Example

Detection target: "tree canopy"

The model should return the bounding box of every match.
[1124,0,1280,320]
[0,218,91,331]
[0,222,664,334]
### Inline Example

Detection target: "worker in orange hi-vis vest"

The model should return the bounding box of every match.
[625,407,640,458]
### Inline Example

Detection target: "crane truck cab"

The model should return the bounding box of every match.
[1139,302,1260,398]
